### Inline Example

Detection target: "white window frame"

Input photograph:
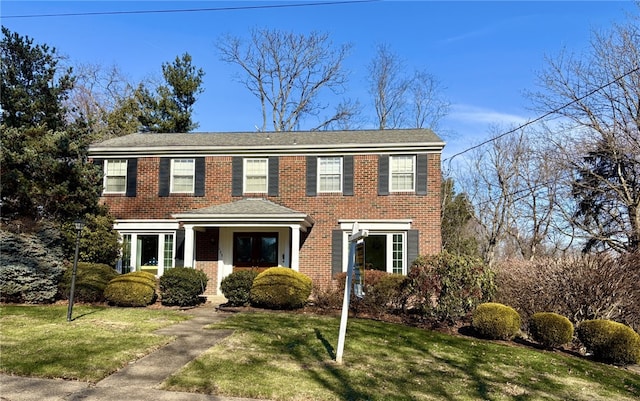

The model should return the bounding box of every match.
[390,155,416,192]
[243,158,268,193]
[171,159,195,194]
[317,156,343,193]
[103,159,128,194]
[118,232,175,276]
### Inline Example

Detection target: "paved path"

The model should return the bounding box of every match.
[0,299,268,401]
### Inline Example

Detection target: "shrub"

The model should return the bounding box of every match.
[529,312,574,348]
[402,251,495,324]
[494,253,640,332]
[220,269,259,306]
[333,270,406,315]
[104,271,158,307]
[58,262,119,303]
[472,302,521,340]
[577,320,640,365]
[61,211,121,266]
[250,267,312,309]
[159,268,208,306]
[0,225,65,304]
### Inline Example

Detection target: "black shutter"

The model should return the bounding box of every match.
[306,156,317,196]
[407,229,419,272]
[378,154,389,195]
[175,229,185,268]
[125,158,137,197]
[195,157,205,197]
[268,156,279,196]
[331,230,343,277]
[416,154,428,196]
[343,155,354,196]
[232,157,243,196]
[158,158,170,197]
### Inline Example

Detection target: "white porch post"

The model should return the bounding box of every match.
[183,224,195,268]
[290,225,300,271]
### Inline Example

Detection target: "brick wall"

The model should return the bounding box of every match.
[101,153,442,288]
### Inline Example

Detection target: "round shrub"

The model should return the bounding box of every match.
[220,269,259,306]
[529,312,574,348]
[250,267,312,309]
[58,262,119,303]
[104,271,158,307]
[159,268,208,306]
[472,302,521,340]
[577,320,640,365]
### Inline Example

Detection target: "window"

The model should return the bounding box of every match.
[318,157,343,193]
[104,160,127,193]
[171,159,195,193]
[244,158,268,193]
[119,233,174,276]
[364,233,407,275]
[390,155,415,192]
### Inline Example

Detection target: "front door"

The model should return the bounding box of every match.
[233,232,278,267]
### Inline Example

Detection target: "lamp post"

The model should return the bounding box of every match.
[67,219,84,322]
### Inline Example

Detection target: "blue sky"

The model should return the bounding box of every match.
[1,1,636,159]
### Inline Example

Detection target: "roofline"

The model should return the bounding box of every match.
[89,142,446,157]
[172,213,315,230]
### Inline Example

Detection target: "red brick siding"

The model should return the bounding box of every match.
[101,153,442,289]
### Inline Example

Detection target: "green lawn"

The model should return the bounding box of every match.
[163,312,640,401]
[0,305,189,382]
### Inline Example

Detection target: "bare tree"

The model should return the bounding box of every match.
[367,43,450,130]
[217,28,355,131]
[529,13,640,253]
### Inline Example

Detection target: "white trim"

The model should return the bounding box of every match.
[114,220,180,231]
[339,220,412,231]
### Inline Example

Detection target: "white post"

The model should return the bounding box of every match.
[290,225,300,270]
[336,223,368,364]
[183,225,195,268]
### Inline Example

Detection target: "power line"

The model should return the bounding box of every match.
[443,66,640,166]
[2,0,379,19]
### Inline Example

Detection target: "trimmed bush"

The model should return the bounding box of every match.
[159,268,208,306]
[104,271,158,307]
[529,312,574,349]
[220,269,259,306]
[472,302,521,340]
[58,262,119,303]
[577,320,640,365]
[250,267,312,310]
[334,270,406,315]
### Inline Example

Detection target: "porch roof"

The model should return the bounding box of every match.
[172,198,315,230]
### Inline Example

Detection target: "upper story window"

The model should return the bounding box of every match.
[171,159,195,193]
[104,159,127,193]
[390,155,415,192]
[318,157,343,193]
[244,158,268,193]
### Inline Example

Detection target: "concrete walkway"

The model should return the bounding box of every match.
[0,298,268,401]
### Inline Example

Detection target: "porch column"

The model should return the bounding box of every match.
[183,224,195,268]
[290,224,300,271]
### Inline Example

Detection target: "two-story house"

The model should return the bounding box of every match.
[88,129,445,297]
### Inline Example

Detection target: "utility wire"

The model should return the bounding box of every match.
[443,66,640,166]
[2,0,379,19]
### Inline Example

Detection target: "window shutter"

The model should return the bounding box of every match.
[343,155,354,196]
[331,230,343,277]
[125,158,138,197]
[195,157,205,197]
[268,156,279,196]
[93,159,104,191]
[407,229,419,272]
[378,154,389,195]
[306,156,317,196]
[232,157,243,197]
[158,158,170,197]
[175,229,185,267]
[416,154,428,196]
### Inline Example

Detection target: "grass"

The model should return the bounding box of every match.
[163,312,640,401]
[0,304,189,382]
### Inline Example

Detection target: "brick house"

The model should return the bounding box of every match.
[88,129,445,296]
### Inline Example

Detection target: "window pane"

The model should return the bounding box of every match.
[106,160,127,175]
[121,234,132,274]
[172,159,195,192]
[105,160,127,193]
[164,234,174,270]
[392,234,403,274]
[318,157,342,192]
[173,176,194,192]
[245,159,267,192]
[106,176,126,193]
[260,236,278,265]
[319,175,341,191]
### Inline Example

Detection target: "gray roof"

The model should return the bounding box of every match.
[89,129,445,157]
[183,198,302,215]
